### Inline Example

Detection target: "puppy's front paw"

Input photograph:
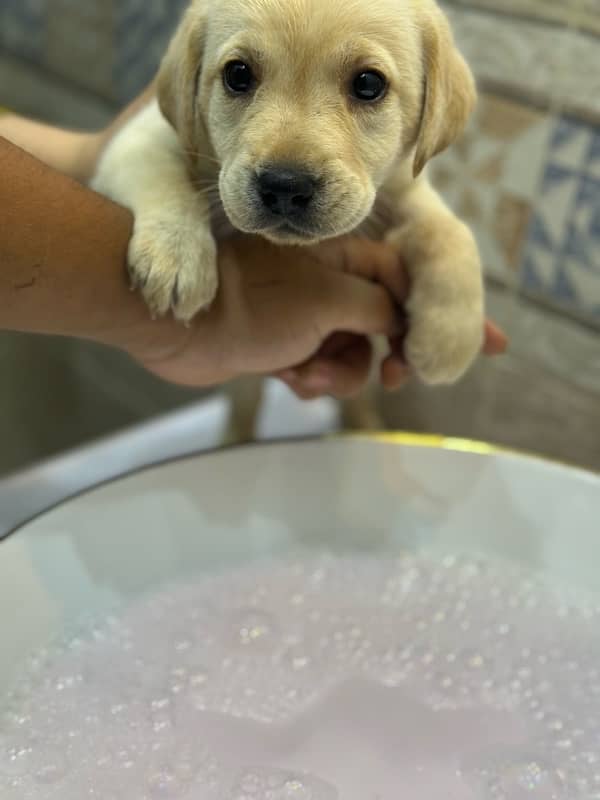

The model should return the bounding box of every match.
[129,219,218,323]
[405,301,484,385]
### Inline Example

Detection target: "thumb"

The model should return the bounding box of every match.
[321,270,402,338]
[311,237,409,305]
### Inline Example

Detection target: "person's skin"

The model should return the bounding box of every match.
[0,83,156,183]
[0,90,507,399]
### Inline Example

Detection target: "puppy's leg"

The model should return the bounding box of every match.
[223,377,264,445]
[385,176,484,385]
[92,100,217,322]
[340,338,388,431]
[341,391,385,432]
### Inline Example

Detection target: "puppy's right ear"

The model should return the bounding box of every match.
[157,4,207,149]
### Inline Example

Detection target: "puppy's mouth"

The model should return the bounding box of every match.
[220,164,373,244]
[228,211,363,245]
[223,206,337,244]
[262,220,323,244]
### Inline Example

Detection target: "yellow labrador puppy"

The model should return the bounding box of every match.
[93,0,483,434]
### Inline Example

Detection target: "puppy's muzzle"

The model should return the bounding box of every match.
[255,166,318,220]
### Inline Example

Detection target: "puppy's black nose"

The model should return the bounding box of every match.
[257,167,316,217]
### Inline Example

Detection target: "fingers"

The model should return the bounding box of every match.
[381,356,411,391]
[483,320,509,356]
[279,316,508,401]
[278,335,374,399]
[311,237,410,306]
[315,240,508,354]
[325,272,403,338]
[381,332,411,391]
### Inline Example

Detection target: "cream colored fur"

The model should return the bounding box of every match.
[93,0,484,434]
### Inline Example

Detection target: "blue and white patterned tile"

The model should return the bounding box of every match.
[44,1,114,99]
[430,94,553,285]
[521,118,600,323]
[0,0,47,63]
[113,0,188,104]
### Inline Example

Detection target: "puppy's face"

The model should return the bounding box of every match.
[159,0,475,244]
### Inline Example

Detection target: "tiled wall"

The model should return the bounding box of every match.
[0,0,188,104]
[112,0,188,104]
[1,0,599,326]
[0,0,46,63]
[434,0,600,327]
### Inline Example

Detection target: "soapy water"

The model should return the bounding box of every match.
[1,553,600,799]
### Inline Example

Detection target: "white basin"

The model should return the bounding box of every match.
[1,436,599,799]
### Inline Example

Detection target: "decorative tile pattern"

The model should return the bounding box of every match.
[0,0,187,107]
[430,94,553,283]
[447,0,598,34]
[560,28,600,122]
[577,0,600,31]
[0,0,46,63]
[521,118,600,321]
[45,0,114,99]
[441,2,600,123]
[113,0,187,104]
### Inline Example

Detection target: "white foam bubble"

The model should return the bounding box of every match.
[1,554,599,799]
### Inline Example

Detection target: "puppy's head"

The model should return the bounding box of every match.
[158,0,475,244]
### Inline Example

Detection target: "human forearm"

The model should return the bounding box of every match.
[0,103,505,397]
[0,116,97,183]
[0,136,188,362]
[0,136,403,393]
[0,82,155,183]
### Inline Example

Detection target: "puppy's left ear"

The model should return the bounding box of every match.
[413,7,476,177]
[157,3,207,152]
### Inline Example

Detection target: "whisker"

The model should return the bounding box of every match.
[192,185,220,197]
[180,149,221,166]
[191,178,219,189]
[191,173,218,182]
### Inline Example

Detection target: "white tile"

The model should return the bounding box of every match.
[536,175,579,245]
[565,258,600,309]
[502,120,553,199]
[551,128,592,171]
[527,247,556,288]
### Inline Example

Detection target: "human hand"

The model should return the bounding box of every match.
[83,89,507,399]
[133,235,403,390]
[132,235,507,399]
[277,320,507,400]
[275,245,508,399]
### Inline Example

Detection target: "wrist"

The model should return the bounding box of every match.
[117,311,234,388]
[122,242,252,388]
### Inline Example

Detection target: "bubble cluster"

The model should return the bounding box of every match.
[1,554,599,799]
[230,767,337,800]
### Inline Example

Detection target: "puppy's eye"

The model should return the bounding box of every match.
[223,60,255,94]
[352,71,387,102]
